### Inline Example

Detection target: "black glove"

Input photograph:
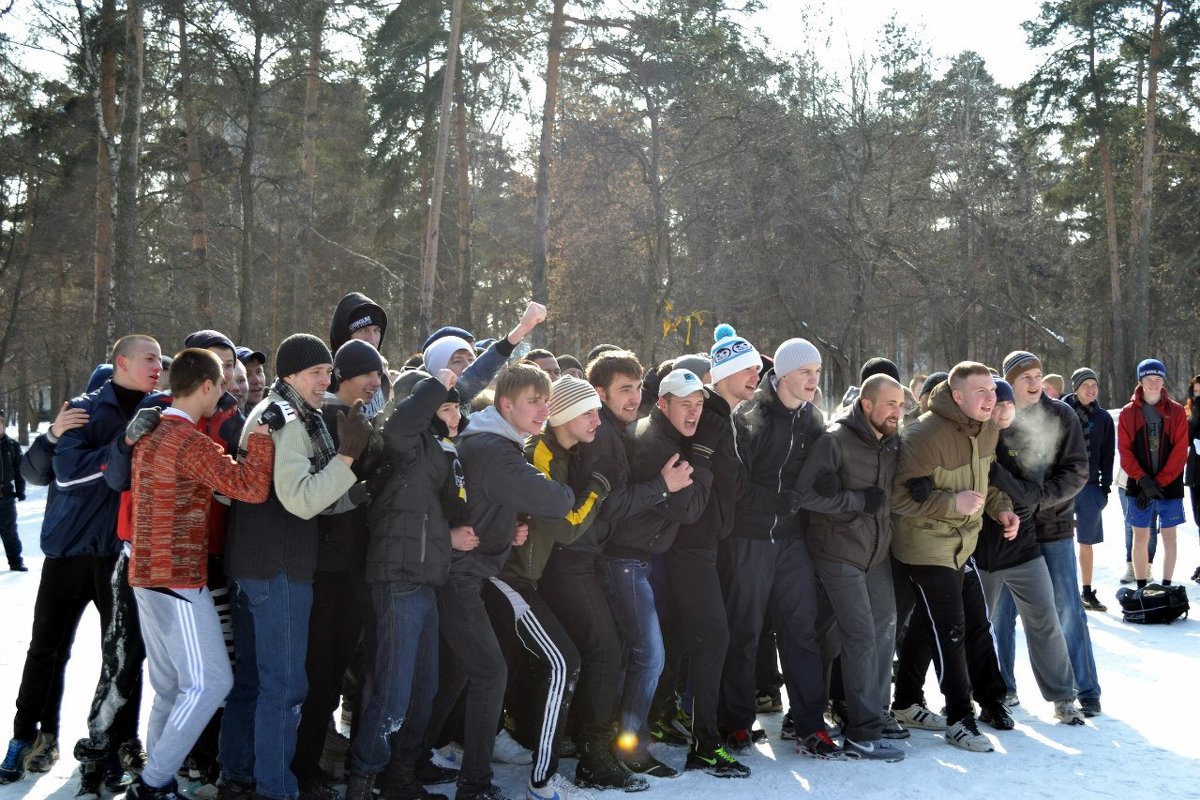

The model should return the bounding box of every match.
[776,489,803,516]
[336,403,372,460]
[259,402,290,432]
[590,456,621,494]
[1135,491,1152,510]
[125,407,162,444]
[348,481,371,506]
[15,493,24,502]
[906,476,934,503]
[862,487,887,514]
[1137,475,1163,501]
[813,471,841,498]
[690,408,726,452]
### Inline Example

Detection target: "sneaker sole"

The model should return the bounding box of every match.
[843,751,905,763]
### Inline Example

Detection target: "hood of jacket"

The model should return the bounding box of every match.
[928,380,984,437]
[457,404,526,447]
[329,291,387,352]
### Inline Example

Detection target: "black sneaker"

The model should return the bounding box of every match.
[414,759,458,786]
[216,777,256,800]
[298,775,339,800]
[1079,697,1102,718]
[574,746,649,792]
[455,784,514,800]
[617,750,678,779]
[648,717,691,748]
[75,762,104,800]
[979,704,1015,731]
[779,713,797,741]
[9,561,27,572]
[754,691,783,713]
[1081,589,1108,612]
[126,776,182,800]
[797,730,844,760]
[1191,565,1200,584]
[684,746,750,779]
[724,728,752,755]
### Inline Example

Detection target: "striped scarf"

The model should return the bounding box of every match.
[273,377,338,471]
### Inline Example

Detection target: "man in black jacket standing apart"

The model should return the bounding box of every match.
[0,410,26,572]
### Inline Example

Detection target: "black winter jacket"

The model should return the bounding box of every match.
[673,391,740,551]
[1187,408,1200,487]
[1062,392,1115,491]
[453,406,574,579]
[1026,394,1089,544]
[732,372,826,541]
[604,408,713,558]
[571,404,669,554]
[365,376,458,586]
[0,435,24,500]
[795,399,898,570]
[975,426,1047,573]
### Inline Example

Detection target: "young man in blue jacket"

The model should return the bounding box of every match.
[0,335,162,794]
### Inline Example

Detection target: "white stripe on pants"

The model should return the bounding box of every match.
[134,586,234,789]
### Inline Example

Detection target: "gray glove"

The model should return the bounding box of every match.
[126,407,162,445]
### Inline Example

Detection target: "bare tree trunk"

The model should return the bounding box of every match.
[178,13,211,325]
[87,0,119,361]
[531,0,566,348]
[112,0,145,336]
[418,0,465,341]
[1087,16,1126,405]
[297,2,327,328]
[1126,0,1162,367]
[455,60,473,328]
[238,7,264,344]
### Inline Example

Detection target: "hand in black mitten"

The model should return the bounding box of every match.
[862,487,887,514]
[813,471,841,498]
[125,407,162,445]
[906,476,934,503]
[590,457,621,494]
[337,400,372,460]
[1137,475,1163,500]
[776,489,803,516]
[15,493,24,502]
[348,481,371,506]
[690,408,727,452]
[1135,492,1152,510]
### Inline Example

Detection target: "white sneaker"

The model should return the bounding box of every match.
[945,716,993,753]
[431,742,464,770]
[1054,700,1086,726]
[891,703,946,731]
[493,729,534,765]
[527,773,594,800]
[1120,563,1135,584]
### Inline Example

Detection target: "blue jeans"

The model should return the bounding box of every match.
[1039,539,1101,700]
[1119,487,1158,563]
[597,556,664,738]
[351,582,439,775]
[219,573,313,800]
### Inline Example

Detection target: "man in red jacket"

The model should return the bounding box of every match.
[1118,358,1189,587]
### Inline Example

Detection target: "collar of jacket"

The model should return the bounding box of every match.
[1129,383,1174,409]
[648,406,686,444]
[753,369,804,418]
[841,396,897,449]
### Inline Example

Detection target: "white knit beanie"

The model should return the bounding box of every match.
[423,336,474,375]
[773,338,821,378]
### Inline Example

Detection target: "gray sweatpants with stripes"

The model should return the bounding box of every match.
[133,586,235,789]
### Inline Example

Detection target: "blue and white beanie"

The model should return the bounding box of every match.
[1137,358,1167,382]
[710,324,763,384]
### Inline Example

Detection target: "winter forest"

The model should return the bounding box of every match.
[1,0,1198,438]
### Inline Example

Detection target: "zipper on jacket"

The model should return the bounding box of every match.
[769,411,800,543]
[420,513,428,563]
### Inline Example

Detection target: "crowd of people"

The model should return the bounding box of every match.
[0,292,1197,800]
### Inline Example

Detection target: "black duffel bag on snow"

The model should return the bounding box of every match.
[1115,583,1190,624]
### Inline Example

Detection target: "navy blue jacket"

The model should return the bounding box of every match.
[1063,392,1115,491]
[41,380,140,558]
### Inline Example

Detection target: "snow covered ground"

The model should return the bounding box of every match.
[0,437,1197,800]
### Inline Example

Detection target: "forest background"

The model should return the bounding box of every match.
[1,0,1197,442]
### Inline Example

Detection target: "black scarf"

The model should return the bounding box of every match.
[273,377,338,471]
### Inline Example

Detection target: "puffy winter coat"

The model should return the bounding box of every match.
[1118,385,1188,501]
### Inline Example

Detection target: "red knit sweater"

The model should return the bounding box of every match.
[129,414,274,588]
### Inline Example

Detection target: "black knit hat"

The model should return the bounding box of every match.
[919,371,949,399]
[184,329,236,353]
[335,340,385,382]
[276,334,333,378]
[859,357,900,383]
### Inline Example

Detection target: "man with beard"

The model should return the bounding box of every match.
[795,374,906,761]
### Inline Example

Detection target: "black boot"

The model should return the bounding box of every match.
[575,739,649,792]
[345,772,376,800]
[378,761,448,800]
